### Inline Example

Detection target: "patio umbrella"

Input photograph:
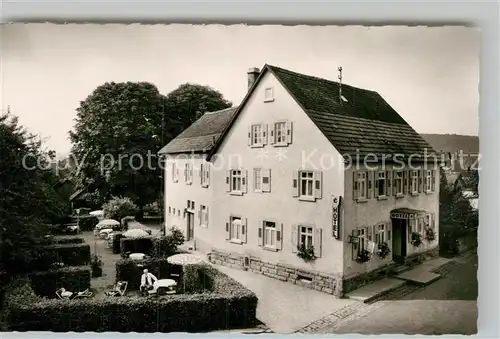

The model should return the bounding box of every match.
[167,253,204,266]
[89,210,104,217]
[122,228,150,239]
[96,219,120,230]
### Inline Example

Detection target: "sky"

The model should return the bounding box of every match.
[1,24,479,157]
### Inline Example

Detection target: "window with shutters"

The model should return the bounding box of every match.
[293,170,321,201]
[299,226,314,248]
[410,170,419,194]
[230,217,242,242]
[376,171,386,197]
[200,163,210,187]
[231,170,242,193]
[264,87,274,102]
[355,171,368,200]
[417,217,424,236]
[250,124,264,147]
[376,224,386,243]
[395,171,403,196]
[408,219,416,243]
[254,168,271,193]
[168,206,171,214]
[264,221,277,248]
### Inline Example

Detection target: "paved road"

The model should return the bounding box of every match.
[401,250,477,301]
[300,251,478,335]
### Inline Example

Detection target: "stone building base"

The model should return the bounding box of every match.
[208,247,439,298]
[208,249,344,297]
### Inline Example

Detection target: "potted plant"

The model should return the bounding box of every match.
[90,254,103,277]
[296,243,316,263]
[356,249,371,263]
[376,242,391,259]
[425,227,436,242]
[410,232,422,247]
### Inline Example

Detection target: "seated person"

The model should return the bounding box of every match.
[140,269,158,295]
[105,281,124,296]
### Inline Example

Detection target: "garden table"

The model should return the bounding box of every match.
[166,253,204,265]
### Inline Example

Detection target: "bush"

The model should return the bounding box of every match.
[35,243,91,270]
[4,266,257,332]
[51,236,85,245]
[103,197,139,223]
[120,237,154,258]
[143,201,161,216]
[78,215,99,231]
[28,266,91,297]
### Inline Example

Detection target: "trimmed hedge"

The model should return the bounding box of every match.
[112,233,124,254]
[28,266,91,297]
[51,236,85,245]
[77,215,99,231]
[120,237,154,258]
[37,243,91,269]
[3,266,257,332]
[116,257,183,291]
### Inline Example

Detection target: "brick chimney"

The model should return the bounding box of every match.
[247,67,260,90]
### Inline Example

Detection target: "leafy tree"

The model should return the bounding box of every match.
[102,196,139,222]
[164,83,232,131]
[69,82,167,210]
[0,111,69,275]
[69,82,232,214]
[439,168,478,253]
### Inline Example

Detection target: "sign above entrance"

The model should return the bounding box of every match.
[390,210,426,220]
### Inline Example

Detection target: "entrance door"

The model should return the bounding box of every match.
[186,212,194,241]
[392,218,407,264]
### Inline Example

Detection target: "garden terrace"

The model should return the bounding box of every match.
[3,265,258,332]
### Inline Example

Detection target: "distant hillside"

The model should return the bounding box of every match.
[421,134,479,154]
[421,134,479,172]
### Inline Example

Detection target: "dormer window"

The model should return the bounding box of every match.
[264,87,274,102]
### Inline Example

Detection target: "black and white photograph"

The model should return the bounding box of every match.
[0,24,479,334]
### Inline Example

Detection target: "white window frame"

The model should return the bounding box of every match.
[357,171,368,200]
[230,217,242,243]
[299,171,315,200]
[250,124,264,147]
[376,224,386,243]
[298,225,314,249]
[376,171,387,197]
[184,163,193,184]
[254,168,262,192]
[274,121,287,146]
[230,169,242,193]
[411,170,419,194]
[264,87,274,102]
[358,228,366,253]
[263,220,277,249]
[425,170,432,193]
[395,171,403,196]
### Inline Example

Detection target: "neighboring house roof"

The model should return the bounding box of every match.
[158,107,238,154]
[159,64,435,161]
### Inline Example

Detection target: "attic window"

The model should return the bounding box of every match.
[341,95,348,103]
[264,87,274,102]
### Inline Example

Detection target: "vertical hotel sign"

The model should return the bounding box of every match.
[332,196,341,239]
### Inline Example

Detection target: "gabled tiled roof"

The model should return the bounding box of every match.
[158,107,238,154]
[160,64,435,161]
[267,65,435,160]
